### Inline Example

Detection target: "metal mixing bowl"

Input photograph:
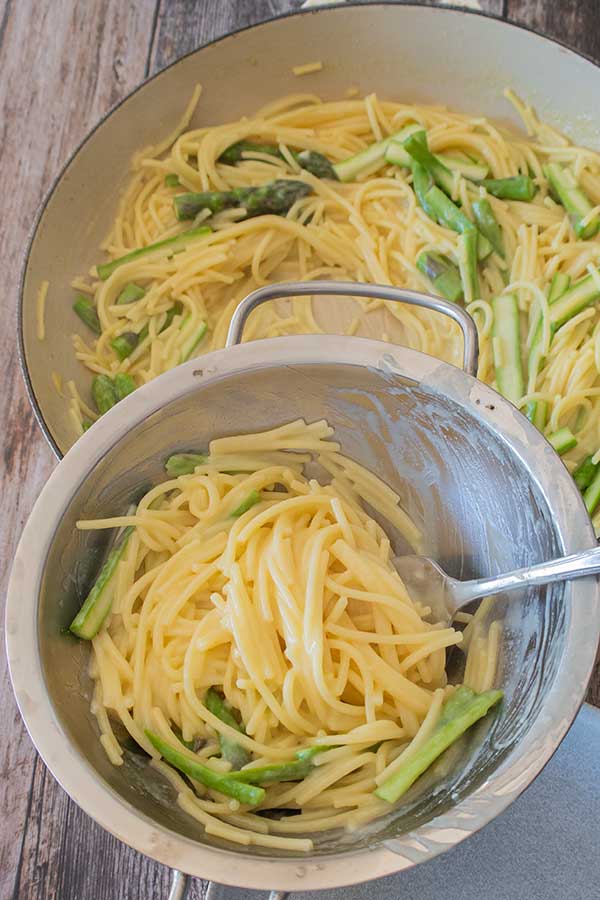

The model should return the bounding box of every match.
[7,281,600,893]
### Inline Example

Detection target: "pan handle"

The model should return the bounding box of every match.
[168,870,289,900]
[225,280,479,376]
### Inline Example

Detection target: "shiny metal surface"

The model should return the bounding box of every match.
[395,546,600,625]
[226,281,479,375]
[19,3,600,458]
[6,331,600,891]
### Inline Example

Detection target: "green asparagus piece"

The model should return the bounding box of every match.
[526,272,572,404]
[573,455,599,491]
[92,374,118,414]
[114,373,136,401]
[524,399,548,431]
[403,131,455,196]
[164,173,180,188]
[416,251,463,303]
[110,333,139,361]
[145,731,265,805]
[545,163,600,239]
[548,427,577,455]
[385,143,489,181]
[230,490,261,518]
[70,525,134,639]
[583,467,600,516]
[165,453,208,476]
[411,162,438,219]
[174,180,313,222]
[334,124,422,182]
[227,746,324,785]
[458,229,480,304]
[424,185,492,260]
[492,293,524,404]
[219,141,338,179]
[472,198,504,258]
[375,687,503,803]
[205,688,251,770]
[479,176,536,202]
[82,418,93,432]
[73,295,101,334]
[97,225,212,280]
[116,282,146,306]
[547,272,600,330]
[294,149,338,180]
[180,321,207,362]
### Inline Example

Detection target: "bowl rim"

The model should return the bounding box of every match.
[17,0,600,460]
[6,333,600,890]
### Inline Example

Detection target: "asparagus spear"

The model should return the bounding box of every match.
[524,399,548,431]
[458,229,480,304]
[416,251,464,303]
[174,180,313,222]
[375,687,503,803]
[97,225,212,280]
[526,273,571,414]
[492,293,524,404]
[385,142,488,180]
[116,282,146,305]
[92,374,118,414]
[411,162,438,219]
[111,333,139,361]
[403,131,455,197]
[180,321,207,362]
[70,525,134,639]
[548,427,577,455]
[221,141,338,178]
[333,124,422,182]
[114,373,136,401]
[205,688,251,769]
[573,455,599,491]
[227,746,324,785]
[73,295,101,334]
[472,198,504,258]
[161,301,183,332]
[165,453,208,476]
[230,490,261,518]
[479,176,537,202]
[423,186,493,260]
[547,271,600,330]
[145,731,265,805]
[545,163,600,239]
[164,173,180,187]
[583,467,600,516]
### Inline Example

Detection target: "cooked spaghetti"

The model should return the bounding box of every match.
[61,88,600,530]
[77,420,500,850]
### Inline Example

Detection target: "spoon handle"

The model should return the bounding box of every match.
[456,545,600,608]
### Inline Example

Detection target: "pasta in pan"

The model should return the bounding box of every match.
[60,87,600,529]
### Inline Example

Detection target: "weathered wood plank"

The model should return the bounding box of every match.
[507,0,600,65]
[0,0,158,895]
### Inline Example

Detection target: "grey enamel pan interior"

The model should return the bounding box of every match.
[19,2,600,458]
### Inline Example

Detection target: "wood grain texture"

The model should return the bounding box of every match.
[1,1,600,898]
[507,0,600,64]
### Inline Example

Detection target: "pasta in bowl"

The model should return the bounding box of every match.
[72,419,502,851]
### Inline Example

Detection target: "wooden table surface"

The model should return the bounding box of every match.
[2,1,600,897]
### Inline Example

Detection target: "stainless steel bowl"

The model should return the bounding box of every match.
[7,280,600,893]
[19,2,600,458]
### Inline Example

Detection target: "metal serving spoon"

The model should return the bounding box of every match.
[394,547,600,626]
